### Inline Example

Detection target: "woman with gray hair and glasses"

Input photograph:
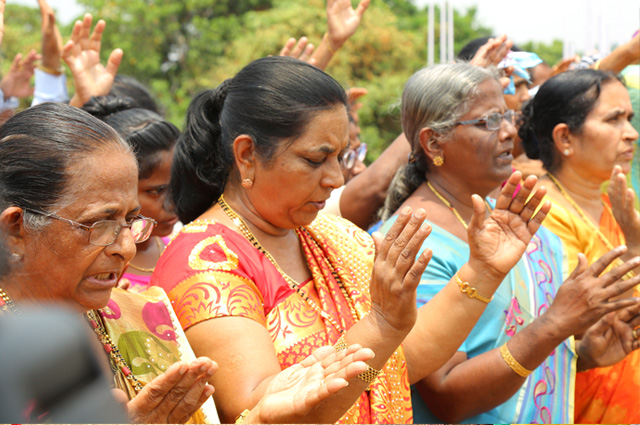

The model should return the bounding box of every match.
[379,61,640,424]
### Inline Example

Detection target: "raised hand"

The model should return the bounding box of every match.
[253,344,374,423]
[369,207,433,335]
[0,50,41,99]
[325,0,370,49]
[469,34,513,68]
[126,357,216,424]
[467,171,549,277]
[62,14,123,108]
[608,165,640,256]
[38,0,64,74]
[279,36,316,65]
[577,302,640,371]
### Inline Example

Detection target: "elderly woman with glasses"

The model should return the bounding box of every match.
[379,62,640,424]
[0,102,380,424]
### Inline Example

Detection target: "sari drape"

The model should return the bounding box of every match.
[152,213,412,424]
[543,193,640,423]
[95,287,219,424]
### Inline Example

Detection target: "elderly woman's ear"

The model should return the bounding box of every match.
[0,207,27,253]
[418,127,442,164]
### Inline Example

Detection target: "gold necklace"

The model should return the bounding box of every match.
[127,237,164,273]
[0,286,21,315]
[426,180,492,230]
[547,172,635,280]
[218,195,356,334]
[86,310,144,394]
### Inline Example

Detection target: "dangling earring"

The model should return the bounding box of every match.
[241,178,253,188]
[10,253,22,263]
[432,156,444,167]
[563,149,570,157]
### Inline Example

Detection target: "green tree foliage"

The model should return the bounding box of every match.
[1,0,496,156]
[519,40,564,66]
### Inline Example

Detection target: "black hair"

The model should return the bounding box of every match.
[519,69,622,172]
[0,233,8,278]
[0,102,130,215]
[83,95,179,179]
[458,36,521,61]
[110,75,160,114]
[170,56,348,223]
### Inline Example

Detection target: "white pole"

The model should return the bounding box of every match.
[440,1,446,63]
[428,3,434,65]
[447,0,454,62]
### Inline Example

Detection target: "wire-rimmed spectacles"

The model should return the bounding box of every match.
[341,143,367,170]
[24,208,157,247]
[454,110,518,131]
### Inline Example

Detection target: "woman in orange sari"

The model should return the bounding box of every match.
[520,68,640,423]
[151,55,557,424]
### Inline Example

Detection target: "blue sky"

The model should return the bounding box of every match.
[8,0,640,56]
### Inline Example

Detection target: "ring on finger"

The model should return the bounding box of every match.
[633,328,639,340]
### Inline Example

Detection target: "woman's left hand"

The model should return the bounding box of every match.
[577,302,640,371]
[608,165,640,255]
[251,344,374,423]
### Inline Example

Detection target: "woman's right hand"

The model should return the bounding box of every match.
[126,357,216,424]
[369,207,433,336]
[467,171,550,279]
[542,249,640,339]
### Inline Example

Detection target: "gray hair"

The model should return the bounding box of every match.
[379,62,501,221]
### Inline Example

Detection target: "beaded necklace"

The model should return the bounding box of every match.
[86,310,144,394]
[426,180,492,230]
[218,195,358,334]
[0,286,21,315]
[547,172,635,280]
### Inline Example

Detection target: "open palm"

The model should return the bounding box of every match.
[468,172,550,276]
[326,0,370,45]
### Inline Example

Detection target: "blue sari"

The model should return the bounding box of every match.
[382,214,576,424]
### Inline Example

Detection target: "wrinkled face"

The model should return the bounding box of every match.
[138,149,178,236]
[20,148,140,312]
[250,105,349,230]
[570,80,638,179]
[341,120,367,183]
[441,78,516,191]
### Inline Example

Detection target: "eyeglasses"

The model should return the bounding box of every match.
[24,209,157,246]
[341,143,367,170]
[454,110,518,131]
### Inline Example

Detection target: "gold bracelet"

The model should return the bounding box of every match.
[455,272,493,304]
[38,64,65,75]
[499,343,532,377]
[334,334,348,351]
[357,364,381,388]
[323,33,337,55]
[235,409,251,424]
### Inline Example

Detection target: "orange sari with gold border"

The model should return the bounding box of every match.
[151,213,412,424]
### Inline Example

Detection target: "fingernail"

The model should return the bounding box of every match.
[402,206,411,215]
[415,209,426,219]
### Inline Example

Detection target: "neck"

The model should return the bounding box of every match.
[426,172,494,221]
[0,277,85,315]
[550,166,604,211]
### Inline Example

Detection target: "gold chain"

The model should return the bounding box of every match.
[426,180,492,230]
[86,310,144,394]
[547,172,635,280]
[218,195,355,335]
[127,236,164,273]
[0,286,21,315]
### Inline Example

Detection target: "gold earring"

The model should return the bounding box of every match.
[241,178,253,188]
[10,253,22,263]
[433,156,444,167]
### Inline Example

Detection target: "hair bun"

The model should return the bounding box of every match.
[82,95,137,119]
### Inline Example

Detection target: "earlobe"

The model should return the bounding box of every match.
[551,123,573,157]
[418,127,443,164]
[233,134,257,185]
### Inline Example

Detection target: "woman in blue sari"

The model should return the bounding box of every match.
[379,62,640,424]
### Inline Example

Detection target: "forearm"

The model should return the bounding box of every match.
[341,133,411,228]
[597,38,638,73]
[309,34,340,71]
[417,314,568,423]
[404,261,508,383]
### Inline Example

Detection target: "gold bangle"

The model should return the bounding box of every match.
[38,64,65,75]
[323,33,337,55]
[334,334,348,351]
[593,58,602,70]
[235,409,251,424]
[499,343,532,377]
[455,272,493,304]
